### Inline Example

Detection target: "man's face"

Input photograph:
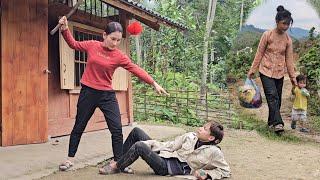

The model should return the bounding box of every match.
[196,123,215,142]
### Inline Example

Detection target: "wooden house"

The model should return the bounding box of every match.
[0,0,186,146]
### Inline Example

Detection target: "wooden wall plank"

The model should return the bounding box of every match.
[1,0,14,146]
[0,0,2,145]
[25,0,38,144]
[37,0,49,142]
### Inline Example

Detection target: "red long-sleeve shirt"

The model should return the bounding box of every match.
[61,29,154,90]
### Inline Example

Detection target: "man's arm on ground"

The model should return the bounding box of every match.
[202,148,231,179]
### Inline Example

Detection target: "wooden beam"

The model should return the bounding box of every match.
[119,10,128,37]
[0,0,2,146]
[131,14,160,31]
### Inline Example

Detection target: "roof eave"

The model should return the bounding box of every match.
[101,0,187,31]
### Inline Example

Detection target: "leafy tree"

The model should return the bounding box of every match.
[308,27,316,41]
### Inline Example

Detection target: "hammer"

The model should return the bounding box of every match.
[50,0,84,35]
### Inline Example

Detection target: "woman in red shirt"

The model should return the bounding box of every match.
[58,16,168,171]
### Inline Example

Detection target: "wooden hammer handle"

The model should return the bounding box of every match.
[50,0,84,35]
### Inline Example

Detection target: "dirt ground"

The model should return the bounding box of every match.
[41,76,320,180]
[41,128,320,180]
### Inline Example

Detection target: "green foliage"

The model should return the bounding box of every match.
[154,106,177,122]
[225,50,255,79]
[308,96,320,116]
[308,0,320,16]
[130,0,261,127]
[232,31,262,51]
[297,33,320,113]
[309,115,320,132]
[130,0,260,88]
[299,45,320,88]
[308,27,316,41]
[133,71,228,127]
[225,30,261,79]
[209,59,227,87]
[296,28,320,132]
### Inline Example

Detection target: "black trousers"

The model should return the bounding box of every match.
[68,84,123,161]
[260,73,284,126]
[117,127,169,176]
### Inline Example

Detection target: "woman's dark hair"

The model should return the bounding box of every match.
[105,22,123,35]
[209,121,224,145]
[296,74,307,82]
[276,5,293,25]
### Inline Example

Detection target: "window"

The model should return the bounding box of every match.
[59,21,128,92]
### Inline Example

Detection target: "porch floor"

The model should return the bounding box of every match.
[0,124,186,180]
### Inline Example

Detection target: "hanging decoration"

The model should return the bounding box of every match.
[127,21,143,35]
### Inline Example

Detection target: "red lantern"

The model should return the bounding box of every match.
[127,21,143,35]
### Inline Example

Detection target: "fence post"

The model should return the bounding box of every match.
[206,89,208,121]
[186,90,189,107]
[165,92,168,108]
[228,89,231,127]
[175,90,179,122]
[144,90,147,120]
[155,98,157,121]
[186,90,189,124]
[133,88,137,118]
[195,89,198,117]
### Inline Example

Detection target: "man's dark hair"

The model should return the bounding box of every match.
[296,74,307,83]
[209,121,224,145]
[275,5,293,25]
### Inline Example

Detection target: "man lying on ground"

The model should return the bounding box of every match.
[99,121,231,180]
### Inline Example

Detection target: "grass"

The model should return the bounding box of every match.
[308,97,320,132]
[135,107,304,143]
[232,110,303,143]
[310,116,320,132]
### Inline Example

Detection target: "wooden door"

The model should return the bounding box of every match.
[1,0,48,146]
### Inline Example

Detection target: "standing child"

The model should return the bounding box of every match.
[291,75,310,132]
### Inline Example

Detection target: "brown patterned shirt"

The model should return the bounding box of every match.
[249,29,295,79]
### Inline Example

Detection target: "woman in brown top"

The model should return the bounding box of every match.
[247,5,297,133]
